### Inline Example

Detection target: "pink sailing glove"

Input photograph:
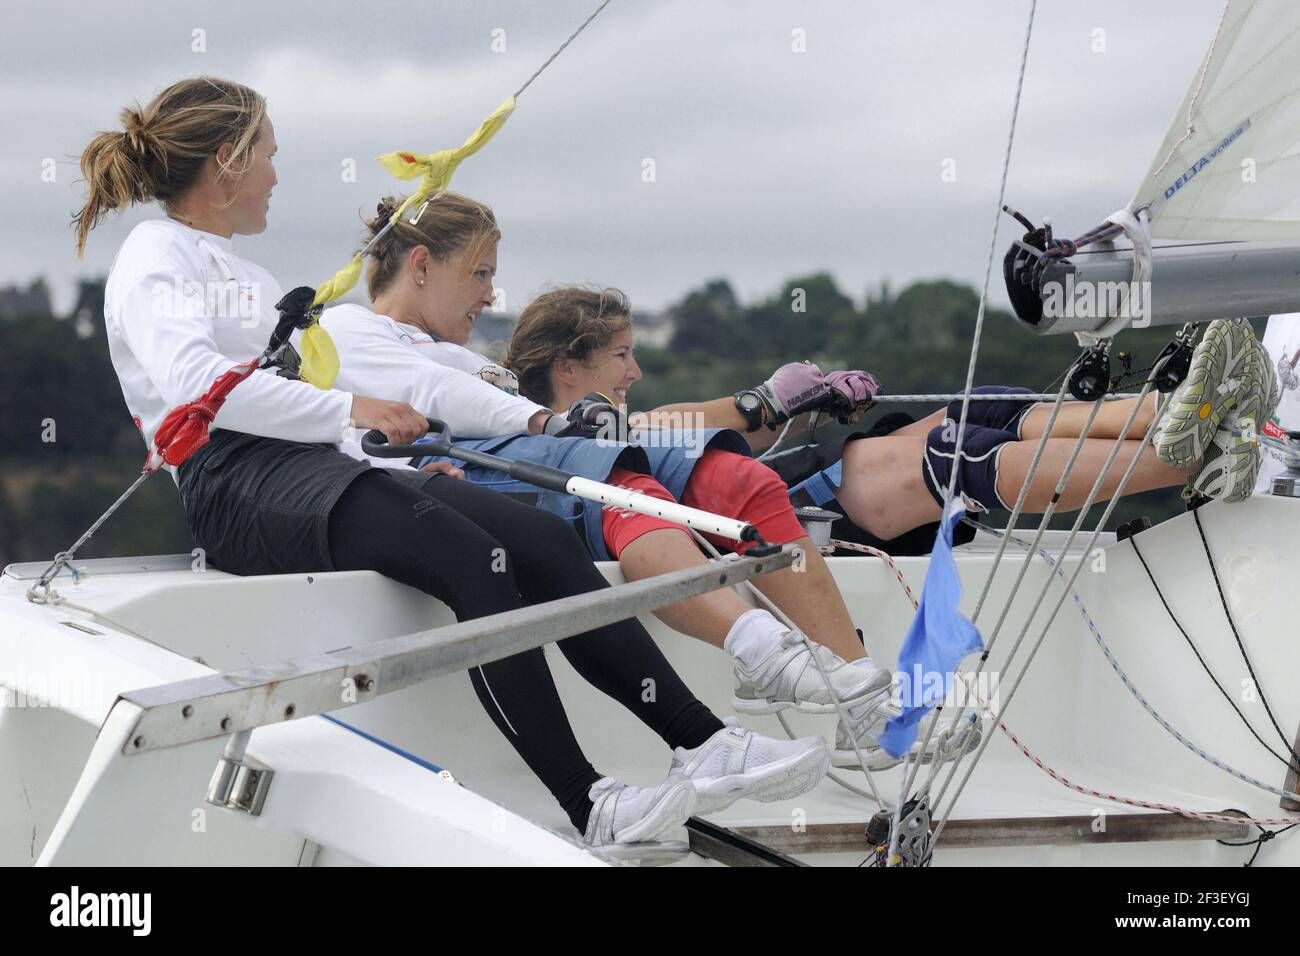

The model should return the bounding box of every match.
[753,361,830,425]
[824,370,880,421]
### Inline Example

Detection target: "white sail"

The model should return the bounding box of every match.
[1130,0,1300,240]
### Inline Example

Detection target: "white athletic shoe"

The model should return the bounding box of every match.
[832,702,982,771]
[732,630,892,715]
[582,776,697,847]
[669,717,830,815]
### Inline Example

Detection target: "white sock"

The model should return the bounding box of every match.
[723,609,786,671]
[847,656,886,720]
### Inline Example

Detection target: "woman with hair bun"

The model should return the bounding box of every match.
[77,76,840,849]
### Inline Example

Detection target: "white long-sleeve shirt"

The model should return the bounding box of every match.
[321,302,548,465]
[104,218,355,466]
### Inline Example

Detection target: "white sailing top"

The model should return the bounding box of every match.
[104,218,354,462]
[1254,312,1300,494]
[321,302,546,465]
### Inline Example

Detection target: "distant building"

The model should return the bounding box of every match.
[67,279,105,339]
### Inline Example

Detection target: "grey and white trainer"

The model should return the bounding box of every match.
[832,702,983,771]
[1182,339,1280,503]
[732,630,892,715]
[669,716,830,815]
[1154,318,1260,469]
[582,775,697,847]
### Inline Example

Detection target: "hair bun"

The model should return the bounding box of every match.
[120,106,152,156]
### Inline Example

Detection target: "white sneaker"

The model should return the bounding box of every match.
[732,631,892,715]
[833,704,982,771]
[669,717,830,815]
[582,776,697,847]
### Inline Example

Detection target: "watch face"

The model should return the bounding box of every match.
[736,391,763,431]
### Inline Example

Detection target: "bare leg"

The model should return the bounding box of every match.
[747,537,866,662]
[888,392,1159,444]
[618,529,751,648]
[833,432,1191,539]
[1021,392,1159,442]
[890,407,948,438]
[620,528,868,662]
[996,437,1190,512]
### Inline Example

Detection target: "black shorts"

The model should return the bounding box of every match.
[177,430,370,575]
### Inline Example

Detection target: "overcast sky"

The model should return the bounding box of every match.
[3,0,1225,317]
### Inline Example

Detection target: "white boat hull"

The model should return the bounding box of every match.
[4,495,1298,866]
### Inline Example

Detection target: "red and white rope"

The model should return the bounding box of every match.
[829,538,1300,828]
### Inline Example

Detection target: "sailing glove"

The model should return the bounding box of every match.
[755,362,880,426]
[544,393,624,439]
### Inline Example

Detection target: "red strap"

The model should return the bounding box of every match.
[146,358,259,471]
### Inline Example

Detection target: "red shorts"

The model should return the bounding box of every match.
[601,448,807,558]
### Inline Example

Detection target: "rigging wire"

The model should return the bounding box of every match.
[929,377,1168,847]
[835,532,1300,831]
[684,530,889,808]
[957,517,1300,810]
[1129,529,1300,771]
[514,0,613,99]
[1190,506,1299,761]
[889,0,1039,865]
[921,388,1109,813]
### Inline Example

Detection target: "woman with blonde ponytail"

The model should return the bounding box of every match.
[78,76,826,849]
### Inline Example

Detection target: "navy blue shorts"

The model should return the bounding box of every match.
[920,386,1036,512]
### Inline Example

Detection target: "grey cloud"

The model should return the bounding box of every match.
[2,0,1227,316]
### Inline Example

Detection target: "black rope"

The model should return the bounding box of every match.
[1129,536,1300,772]
[1216,820,1299,867]
[1192,507,1300,767]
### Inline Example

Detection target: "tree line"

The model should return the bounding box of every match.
[0,272,1214,565]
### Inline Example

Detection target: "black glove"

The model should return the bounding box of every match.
[544,393,623,439]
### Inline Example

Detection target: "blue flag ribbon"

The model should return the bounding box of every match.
[879,500,984,758]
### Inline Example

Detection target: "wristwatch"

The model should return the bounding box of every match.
[733,390,766,433]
